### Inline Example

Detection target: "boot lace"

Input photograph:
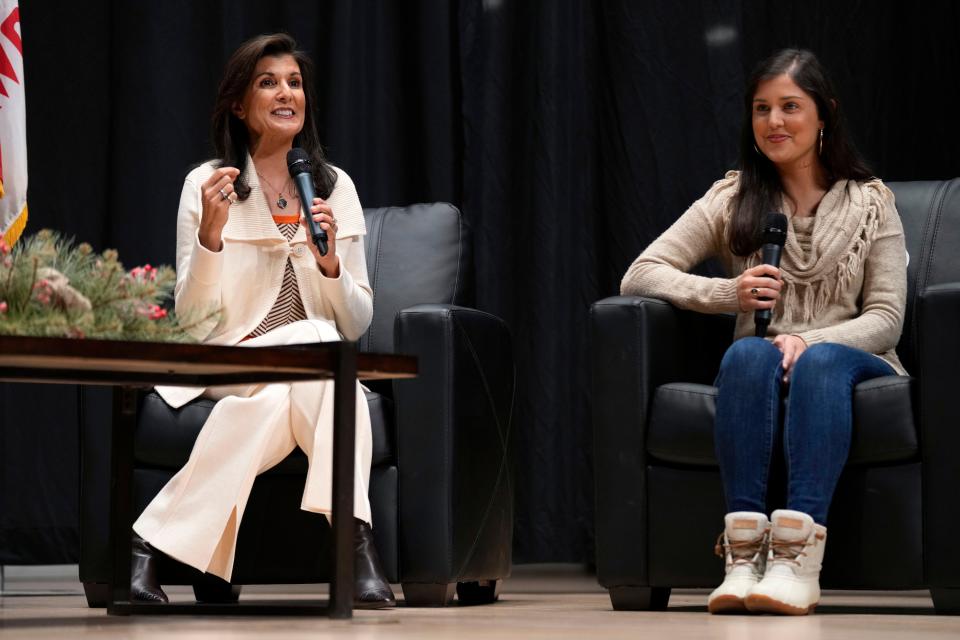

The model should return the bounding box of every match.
[768,537,809,566]
[714,529,768,566]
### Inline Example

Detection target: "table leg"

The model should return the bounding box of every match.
[107,386,137,615]
[329,342,357,619]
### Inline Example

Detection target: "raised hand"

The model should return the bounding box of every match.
[198,167,241,252]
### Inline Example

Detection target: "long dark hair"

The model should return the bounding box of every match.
[728,49,873,256]
[210,33,337,201]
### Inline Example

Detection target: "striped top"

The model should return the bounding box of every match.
[247,215,308,338]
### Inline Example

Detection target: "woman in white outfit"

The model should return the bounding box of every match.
[129,33,395,608]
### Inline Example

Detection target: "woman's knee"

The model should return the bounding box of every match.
[279,319,340,344]
[719,337,781,375]
[792,343,848,380]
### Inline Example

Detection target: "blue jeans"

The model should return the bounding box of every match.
[714,337,895,525]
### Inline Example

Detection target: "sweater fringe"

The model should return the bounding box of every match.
[761,180,888,326]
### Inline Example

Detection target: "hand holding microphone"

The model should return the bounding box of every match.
[287,148,340,275]
[737,263,783,312]
[302,197,340,276]
[750,212,788,338]
[287,148,327,254]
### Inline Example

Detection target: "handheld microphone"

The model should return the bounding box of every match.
[286,148,328,256]
[754,212,788,338]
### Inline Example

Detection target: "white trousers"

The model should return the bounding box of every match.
[133,320,373,582]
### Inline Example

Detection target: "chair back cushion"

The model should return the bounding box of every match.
[888,179,960,373]
[360,203,472,354]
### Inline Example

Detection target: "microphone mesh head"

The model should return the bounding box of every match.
[762,212,788,246]
[286,148,311,177]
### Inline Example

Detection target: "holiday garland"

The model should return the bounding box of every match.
[0,230,204,341]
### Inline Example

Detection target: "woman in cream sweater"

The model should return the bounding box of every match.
[621,49,906,615]
[129,33,395,609]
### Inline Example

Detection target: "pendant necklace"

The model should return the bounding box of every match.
[256,171,296,210]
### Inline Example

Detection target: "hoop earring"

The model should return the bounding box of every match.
[818,128,824,155]
[753,143,761,155]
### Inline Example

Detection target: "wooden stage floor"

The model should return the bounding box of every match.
[1,564,956,639]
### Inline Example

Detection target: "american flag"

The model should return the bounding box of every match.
[0,0,26,246]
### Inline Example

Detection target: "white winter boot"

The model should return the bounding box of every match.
[745,509,826,615]
[707,511,770,614]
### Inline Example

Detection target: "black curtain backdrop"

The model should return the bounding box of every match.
[3,0,959,565]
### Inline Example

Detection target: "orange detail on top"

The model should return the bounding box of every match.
[272,214,300,224]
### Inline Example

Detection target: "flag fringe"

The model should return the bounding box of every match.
[3,203,28,246]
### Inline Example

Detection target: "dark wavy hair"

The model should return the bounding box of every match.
[210,33,337,201]
[728,48,874,256]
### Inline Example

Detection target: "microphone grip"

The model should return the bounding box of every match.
[291,172,328,256]
[755,316,770,338]
[753,243,783,338]
[761,243,782,269]
[311,226,329,257]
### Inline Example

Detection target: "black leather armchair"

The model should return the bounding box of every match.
[79,202,515,607]
[591,179,960,614]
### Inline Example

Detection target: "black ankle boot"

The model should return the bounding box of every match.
[131,532,169,603]
[354,518,396,609]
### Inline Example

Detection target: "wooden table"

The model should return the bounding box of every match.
[0,335,416,618]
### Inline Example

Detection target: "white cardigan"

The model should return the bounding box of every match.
[157,158,373,408]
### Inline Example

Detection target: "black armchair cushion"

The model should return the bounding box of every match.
[645,383,717,467]
[647,375,917,467]
[135,389,397,472]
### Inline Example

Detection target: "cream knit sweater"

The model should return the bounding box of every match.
[620,171,908,374]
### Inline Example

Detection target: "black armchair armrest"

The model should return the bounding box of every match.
[591,296,681,587]
[916,282,960,588]
[393,304,515,585]
[590,296,733,587]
